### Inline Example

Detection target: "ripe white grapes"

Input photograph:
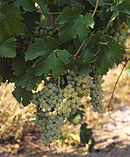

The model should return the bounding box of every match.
[90,75,104,113]
[113,22,128,44]
[32,70,104,146]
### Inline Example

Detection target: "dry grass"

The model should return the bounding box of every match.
[0,82,35,141]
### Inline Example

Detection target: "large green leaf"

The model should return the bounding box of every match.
[107,39,125,65]
[1,4,24,34]
[96,38,125,75]
[12,86,33,106]
[0,4,24,42]
[0,38,16,58]
[15,0,36,11]
[56,4,94,42]
[34,51,66,78]
[83,32,125,75]
[25,37,57,60]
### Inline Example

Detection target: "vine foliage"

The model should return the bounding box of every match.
[0,0,129,147]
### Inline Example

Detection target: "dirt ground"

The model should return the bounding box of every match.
[0,64,130,157]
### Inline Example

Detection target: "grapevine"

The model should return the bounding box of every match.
[0,0,129,147]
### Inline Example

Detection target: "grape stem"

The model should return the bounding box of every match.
[48,12,61,15]
[58,76,61,89]
[108,57,130,122]
[92,0,99,18]
[74,40,86,59]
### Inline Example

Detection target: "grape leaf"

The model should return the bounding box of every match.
[0,14,11,42]
[56,4,94,42]
[127,16,130,27]
[80,123,92,143]
[56,49,70,64]
[21,69,42,91]
[1,4,24,34]
[118,0,130,15]
[80,123,95,152]
[0,38,16,58]
[25,37,57,61]
[12,86,33,106]
[13,69,41,91]
[34,0,48,15]
[95,46,114,75]
[15,0,36,12]
[87,0,104,7]
[68,109,85,125]
[83,32,125,75]
[0,3,24,42]
[0,57,13,81]
[78,63,90,74]
[104,9,119,32]
[12,56,41,90]
[96,39,125,75]
[34,51,65,78]
[12,56,32,76]
[83,49,97,63]
[22,11,41,34]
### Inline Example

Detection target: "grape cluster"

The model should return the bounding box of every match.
[90,74,104,113]
[32,70,94,146]
[34,24,60,38]
[111,22,128,44]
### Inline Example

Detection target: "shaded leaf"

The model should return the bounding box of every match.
[23,69,41,91]
[22,11,41,34]
[12,86,33,106]
[14,69,41,91]
[0,4,24,34]
[0,57,13,81]
[0,38,16,58]
[0,4,24,42]
[12,56,32,76]
[104,9,119,32]
[15,0,36,11]
[118,0,130,15]
[78,63,90,74]
[80,123,95,152]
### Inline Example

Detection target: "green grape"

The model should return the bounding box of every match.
[32,70,99,146]
[113,22,128,45]
[90,74,104,113]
